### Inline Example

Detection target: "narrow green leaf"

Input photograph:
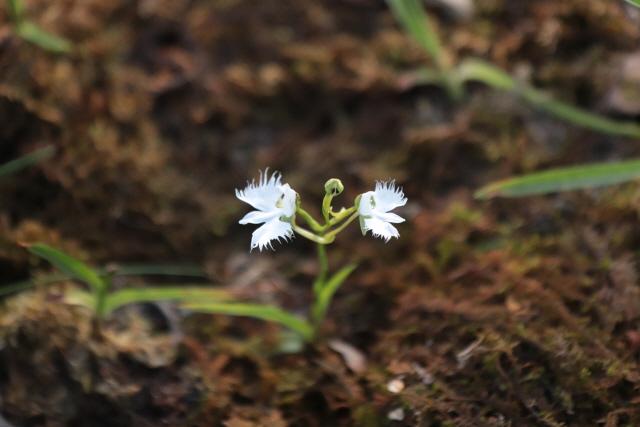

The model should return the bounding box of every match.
[475,159,640,199]
[27,243,104,293]
[184,302,314,341]
[7,0,24,22]
[459,59,640,138]
[0,145,55,178]
[312,264,358,327]
[458,59,515,91]
[104,264,206,278]
[104,286,232,315]
[387,0,444,69]
[626,0,640,8]
[17,21,72,54]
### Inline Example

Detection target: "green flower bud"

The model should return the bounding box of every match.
[324,178,344,196]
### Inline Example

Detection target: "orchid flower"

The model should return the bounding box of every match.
[235,170,297,251]
[358,181,407,242]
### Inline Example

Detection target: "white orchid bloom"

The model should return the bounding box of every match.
[358,181,407,242]
[236,170,297,251]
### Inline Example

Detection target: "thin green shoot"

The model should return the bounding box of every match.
[387,0,462,98]
[27,243,105,293]
[182,302,314,342]
[66,287,232,316]
[25,243,227,320]
[16,21,72,54]
[0,145,55,178]
[311,264,357,329]
[475,158,640,199]
[6,0,72,54]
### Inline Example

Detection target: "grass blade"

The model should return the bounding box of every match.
[16,21,72,54]
[27,243,105,293]
[184,302,314,341]
[0,145,55,178]
[475,158,640,199]
[7,0,24,22]
[105,286,232,314]
[626,0,640,7]
[312,264,357,327]
[458,59,640,138]
[387,0,443,68]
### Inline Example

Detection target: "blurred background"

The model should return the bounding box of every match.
[2,0,640,425]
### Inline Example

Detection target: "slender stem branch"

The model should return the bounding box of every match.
[296,208,324,233]
[292,223,334,244]
[321,206,356,232]
[324,212,359,240]
[313,243,328,294]
[331,206,356,222]
[321,194,333,222]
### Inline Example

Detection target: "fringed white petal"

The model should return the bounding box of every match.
[250,218,294,251]
[362,217,400,242]
[236,169,298,251]
[373,181,407,212]
[235,170,284,212]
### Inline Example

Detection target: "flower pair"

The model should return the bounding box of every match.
[235,170,407,251]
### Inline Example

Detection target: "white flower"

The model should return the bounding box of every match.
[358,181,407,242]
[236,170,297,251]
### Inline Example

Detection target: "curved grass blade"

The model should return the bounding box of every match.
[475,159,640,199]
[0,145,55,178]
[184,302,314,342]
[312,264,357,327]
[458,59,640,139]
[387,0,443,68]
[387,0,462,98]
[626,0,640,8]
[27,243,104,293]
[16,22,72,54]
[104,286,232,315]
[7,0,24,22]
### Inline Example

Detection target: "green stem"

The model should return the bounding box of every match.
[292,223,334,244]
[296,208,324,233]
[94,277,110,319]
[185,302,314,342]
[324,212,360,240]
[320,207,356,233]
[321,194,333,222]
[313,243,328,294]
[310,263,358,338]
